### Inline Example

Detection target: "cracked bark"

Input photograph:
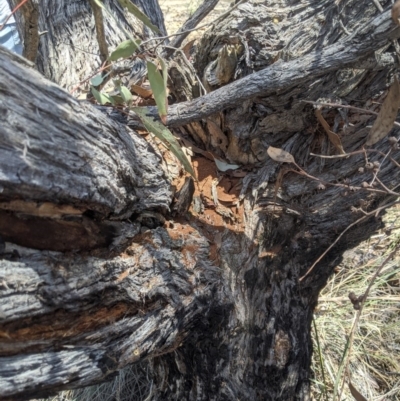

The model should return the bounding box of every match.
[1,1,400,400]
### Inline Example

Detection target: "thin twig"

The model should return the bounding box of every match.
[70,61,113,94]
[140,0,245,48]
[163,45,207,95]
[299,200,400,282]
[0,0,30,31]
[290,163,400,197]
[310,149,400,170]
[303,100,400,129]
[169,0,220,50]
[336,240,400,400]
[370,148,391,187]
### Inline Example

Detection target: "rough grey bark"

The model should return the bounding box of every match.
[7,0,167,90]
[146,1,400,399]
[1,0,400,400]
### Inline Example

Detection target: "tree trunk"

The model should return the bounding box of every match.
[1,1,400,400]
[7,0,167,90]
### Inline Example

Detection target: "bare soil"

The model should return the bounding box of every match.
[159,0,231,39]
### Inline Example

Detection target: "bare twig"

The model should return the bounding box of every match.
[336,240,400,400]
[168,0,220,50]
[290,162,400,197]
[141,0,245,48]
[0,0,30,31]
[163,45,207,95]
[303,100,400,129]
[310,149,400,170]
[299,200,400,282]
[70,61,112,94]
[369,148,391,187]
[88,0,109,64]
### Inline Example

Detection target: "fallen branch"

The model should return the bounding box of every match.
[128,9,400,127]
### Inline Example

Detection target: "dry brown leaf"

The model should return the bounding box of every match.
[392,0,400,25]
[366,77,400,146]
[315,109,345,154]
[267,146,295,164]
[348,382,368,401]
[181,39,196,59]
[131,84,152,99]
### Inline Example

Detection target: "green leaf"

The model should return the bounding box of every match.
[147,61,168,124]
[91,86,115,105]
[109,94,124,105]
[90,74,104,87]
[108,39,140,61]
[132,107,196,179]
[118,85,133,106]
[117,0,161,34]
[159,56,168,89]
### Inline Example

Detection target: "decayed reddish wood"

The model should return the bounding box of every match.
[0,223,219,400]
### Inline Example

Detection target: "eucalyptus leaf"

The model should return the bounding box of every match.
[132,107,196,178]
[366,77,400,146]
[91,86,114,105]
[109,39,139,61]
[117,0,161,33]
[159,56,168,89]
[147,61,168,124]
[118,85,133,106]
[90,74,104,87]
[109,94,124,105]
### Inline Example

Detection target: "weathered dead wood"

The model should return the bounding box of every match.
[2,1,400,400]
[128,8,400,130]
[0,46,171,250]
[142,1,400,400]
[0,224,218,400]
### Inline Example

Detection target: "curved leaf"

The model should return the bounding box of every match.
[132,107,196,179]
[117,0,161,34]
[91,86,114,105]
[118,85,133,106]
[109,39,140,61]
[366,77,400,146]
[90,74,104,87]
[267,146,295,164]
[147,60,168,124]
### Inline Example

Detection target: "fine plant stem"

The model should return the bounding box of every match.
[302,100,400,129]
[313,317,329,401]
[299,200,400,282]
[334,240,400,401]
[140,0,246,47]
[0,0,30,31]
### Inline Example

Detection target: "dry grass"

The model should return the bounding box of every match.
[311,205,400,401]
[46,363,151,401]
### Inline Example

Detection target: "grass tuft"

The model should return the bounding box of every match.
[311,205,400,401]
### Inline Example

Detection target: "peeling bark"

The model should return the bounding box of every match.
[1,1,400,400]
[0,47,171,250]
